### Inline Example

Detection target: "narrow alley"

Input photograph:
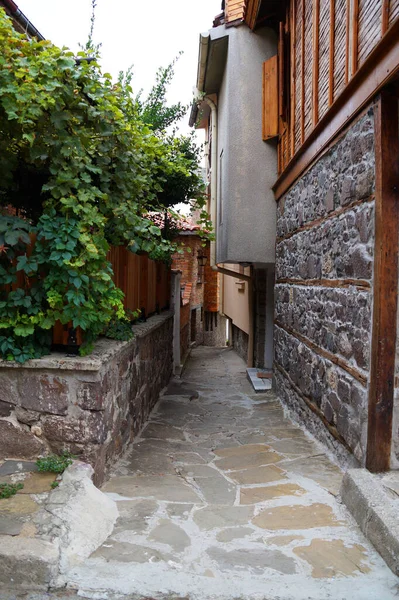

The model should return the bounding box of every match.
[63,347,398,600]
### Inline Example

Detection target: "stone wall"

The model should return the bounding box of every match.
[232,324,249,364]
[274,109,375,464]
[0,312,173,485]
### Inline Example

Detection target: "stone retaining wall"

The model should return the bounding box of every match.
[274,109,375,464]
[232,324,249,364]
[0,312,173,485]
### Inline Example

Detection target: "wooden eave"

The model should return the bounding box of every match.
[245,0,288,31]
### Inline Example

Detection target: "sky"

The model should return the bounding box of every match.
[16,0,221,134]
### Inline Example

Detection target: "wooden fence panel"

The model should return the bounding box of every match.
[106,247,170,318]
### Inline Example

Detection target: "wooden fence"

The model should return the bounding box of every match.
[106,246,170,318]
[4,240,170,348]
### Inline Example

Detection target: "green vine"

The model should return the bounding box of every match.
[0,8,207,362]
[0,482,24,499]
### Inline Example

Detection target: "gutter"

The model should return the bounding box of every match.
[2,0,45,40]
[197,32,210,92]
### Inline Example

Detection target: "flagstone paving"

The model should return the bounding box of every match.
[65,347,399,600]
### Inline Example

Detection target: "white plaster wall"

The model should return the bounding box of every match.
[222,265,250,334]
[214,24,278,264]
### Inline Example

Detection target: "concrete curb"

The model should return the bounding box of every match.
[340,468,399,576]
[0,461,118,592]
[0,536,59,590]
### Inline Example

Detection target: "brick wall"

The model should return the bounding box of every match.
[172,235,205,308]
[204,244,219,312]
[274,109,375,464]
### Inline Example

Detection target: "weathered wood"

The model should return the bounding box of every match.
[279,21,285,120]
[329,0,335,105]
[351,0,359,75]
[290,0,296,155]
[275,277,371,290]
[382,0,390,34]
[275,362,354,453]
[345,0,350,83]
[245,0,261,29]
[262,55,279,140]
[301,0,306,143]
[366,93,399,472]
[273,17,399,199]
[275,320,368,386]
[312,0,320,125]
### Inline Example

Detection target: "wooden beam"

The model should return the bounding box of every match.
[290,0,296,156]
[312,0,320,126]
[329,0,335,106]
[345,0,350,84]
[275,320,368,386]
[273,17,399,199]
[244,0,261,29]
[301,0,305,143]
[275,278,371,290]
[366,93,399,473]
[279,21,285,120]
[382,0,390,35]
[275,362,354,453]
[351,0,359,76]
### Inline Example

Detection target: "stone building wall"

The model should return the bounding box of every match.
[0,313,173,485]
[232,324,249,364]
[274,109,375,464]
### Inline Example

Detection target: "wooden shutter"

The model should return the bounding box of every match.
[262,55,279,140]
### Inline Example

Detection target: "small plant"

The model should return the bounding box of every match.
[104,316,134,341]
[0,482,23,499]
[36,451,74,474]
[51,481,59,489]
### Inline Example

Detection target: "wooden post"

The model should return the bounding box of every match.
[351,0,359,76]
[382,0,390,36]
[366,93,399,472]
[345,0,350,84]
[301,0,305,143]
[312,0,320,126]
[290,0,296,156]
[329,0,335,106]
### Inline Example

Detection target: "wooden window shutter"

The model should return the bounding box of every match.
[262,55,279,140]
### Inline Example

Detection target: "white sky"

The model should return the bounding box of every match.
[16,0,221,134]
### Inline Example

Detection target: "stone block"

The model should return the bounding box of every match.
[341,469,399,576]
[0,536,59,589]
[42,413,107,444]
[0,374,19,405]
[45,462,118,570]
[15,406,40,425]
[19,374,69,416]
[0,401,14,417]
[0,421,44,459]
[76,380,104,411]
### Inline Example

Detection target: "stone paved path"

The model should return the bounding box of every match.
[65,347,398,600]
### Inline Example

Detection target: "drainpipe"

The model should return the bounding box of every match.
[2,0,45,40]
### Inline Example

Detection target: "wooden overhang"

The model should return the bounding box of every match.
[245,0,287,31]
